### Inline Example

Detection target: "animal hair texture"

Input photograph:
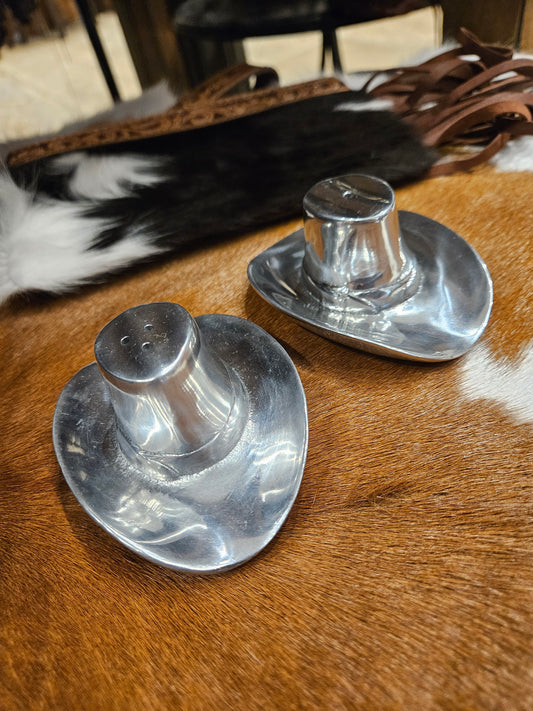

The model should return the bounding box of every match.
[2,92,436,302]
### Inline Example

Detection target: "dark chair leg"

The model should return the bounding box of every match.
[74,0,121,102]
[320,29,330,72]
[329,29,343,74]
[321,28,343,74]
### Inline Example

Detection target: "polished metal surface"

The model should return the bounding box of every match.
[248,174,492,361]
[53,303,308,573]
[302,174,418,308]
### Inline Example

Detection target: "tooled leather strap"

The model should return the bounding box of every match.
[7,64,347,167]
[366,28,533,176]
[178,63,280,106]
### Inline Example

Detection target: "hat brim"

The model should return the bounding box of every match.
[53,315,308,573]
[248,211,493,362]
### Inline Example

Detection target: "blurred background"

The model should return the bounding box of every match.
[0,0,531,141]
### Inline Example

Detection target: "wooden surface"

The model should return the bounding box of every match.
[112,0,191,92]
[522,0,533,48]
[1,169,532,710]
[441,0,526,45]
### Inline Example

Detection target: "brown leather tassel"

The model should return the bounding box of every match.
[365,28,533,175]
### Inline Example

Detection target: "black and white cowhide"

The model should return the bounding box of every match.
[1,92,435,302]
[1,86,532,304]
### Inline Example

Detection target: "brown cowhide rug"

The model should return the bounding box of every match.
[0,168,532,710]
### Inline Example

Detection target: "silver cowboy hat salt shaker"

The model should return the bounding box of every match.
[248,174,493,361]
[53,302,308,573]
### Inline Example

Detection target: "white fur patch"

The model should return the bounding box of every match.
[52,152,167,200]
[341,71,388,92]
[75,79,177,125]
[459,342,533,425]
[0,172,166,301]
[490,136,533,172]
[333,98,393,113]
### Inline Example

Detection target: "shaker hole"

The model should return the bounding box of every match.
[144,324,153,331]
[121,336,130,345]
[142,341,153,350]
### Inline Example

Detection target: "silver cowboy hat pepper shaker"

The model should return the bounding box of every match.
[248,173,492,361]
[53,302,308,573]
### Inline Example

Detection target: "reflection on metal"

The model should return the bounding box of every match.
[248,174,493,362]
[53,303,308,573]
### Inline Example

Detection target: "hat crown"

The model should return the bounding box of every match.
[302,174,417,308]
[95,302,237,461]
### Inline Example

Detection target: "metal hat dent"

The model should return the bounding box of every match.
[53,302,308,573]
[248,174,493,361]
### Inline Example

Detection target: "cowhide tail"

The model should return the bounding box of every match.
[3,92,436,303]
